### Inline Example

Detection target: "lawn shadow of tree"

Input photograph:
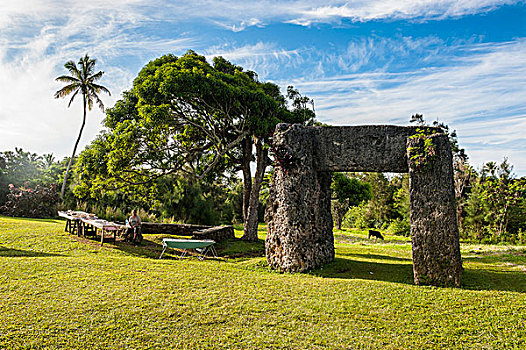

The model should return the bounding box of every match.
[216,238,265,259]
[0,246,64,257]
[338,252,412,262]
[462,268,526,293]
[110,237,166,259]
[310,257,526,293]
[2,216,65,224]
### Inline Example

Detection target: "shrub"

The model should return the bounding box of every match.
[0,183,58,218]
[343,205,373,229]
[388,218,411,236]
[518,229,526,245]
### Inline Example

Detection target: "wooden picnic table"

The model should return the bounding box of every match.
[58,211,125,245]
[79,217,125,245]
[57,211,85,235]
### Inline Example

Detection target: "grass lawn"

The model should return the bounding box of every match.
[1,216,525,349]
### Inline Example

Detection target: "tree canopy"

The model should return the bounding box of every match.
[75,50,315,237]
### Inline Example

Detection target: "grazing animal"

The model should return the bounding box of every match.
[368,230,384,240]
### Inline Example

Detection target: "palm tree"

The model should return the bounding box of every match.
[54,54,110,198]
[42,153,55,169]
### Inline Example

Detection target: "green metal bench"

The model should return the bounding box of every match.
[159,238,217,259]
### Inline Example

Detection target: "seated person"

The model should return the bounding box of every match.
[127,209,143,244]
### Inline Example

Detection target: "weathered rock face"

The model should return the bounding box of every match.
[407,134,462,286]
[140,223,234,242]
[141,223,210,236]
[265,124,334,272]
[266,123,462,287]
[192,226,235,242]
[314,125,429,172]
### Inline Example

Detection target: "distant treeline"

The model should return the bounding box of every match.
[0,148,244,225]
[3,52,524,244]
[332,162,526,244]
[1,146,525,244]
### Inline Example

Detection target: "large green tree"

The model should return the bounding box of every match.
[54,54,110,198]
[78,51,314,239]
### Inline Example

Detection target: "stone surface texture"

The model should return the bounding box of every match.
[314,125,428,172]
[407,134,462,286]
[192,226,235,242]
[140,223,210,235]
[265,124,334,272]
[266,123,462,286]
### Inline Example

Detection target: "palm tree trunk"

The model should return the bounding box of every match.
[242,138,268,241]
[60,94,87,199]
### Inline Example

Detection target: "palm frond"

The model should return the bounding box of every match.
[91,83,111,96]
[67,89,80,107]
[93,93,105,112]
[55,75,80,83]
[54,84,79,99]
[89,70,104,82]
[64,61,80,77]
[80,54,96,77]
[86,96,94,111]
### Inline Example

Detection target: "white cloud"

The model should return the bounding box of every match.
[1,0,521,33]
[205,42,303,78]
[289,0,520,25]
[213,18,265,32]
[0,0,199,159]
[285,39,526,174]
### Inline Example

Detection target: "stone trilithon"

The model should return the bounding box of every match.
[265,124,462,287]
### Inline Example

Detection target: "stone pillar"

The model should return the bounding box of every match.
[265,124,334,272]
[407,134,462,286]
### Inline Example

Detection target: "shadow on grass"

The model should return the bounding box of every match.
[310,257,526,293]
[310,257,415,285]
[111,237,166,259]
[0,215,64,224]
[216,238,265,259]
[334,235,410,245]
[108,236,266,260]
[462,268,526,293]
[337,252,412,262]
[0,246,64,258]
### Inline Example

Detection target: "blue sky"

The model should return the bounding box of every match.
[1,0,525,175]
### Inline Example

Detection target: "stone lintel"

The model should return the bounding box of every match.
[312,125,440,173]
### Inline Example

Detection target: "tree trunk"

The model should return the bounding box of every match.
[241,137,252,222]
[60,94,86,199]
[242,138,268,241]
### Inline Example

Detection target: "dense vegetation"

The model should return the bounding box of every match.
[1,54,525,244]
[1,216,525,349]
[73,51,315,240]
[1,145,524,244]
[0,149,64,214]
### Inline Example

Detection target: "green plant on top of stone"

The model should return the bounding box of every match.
[408,127,437,171]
